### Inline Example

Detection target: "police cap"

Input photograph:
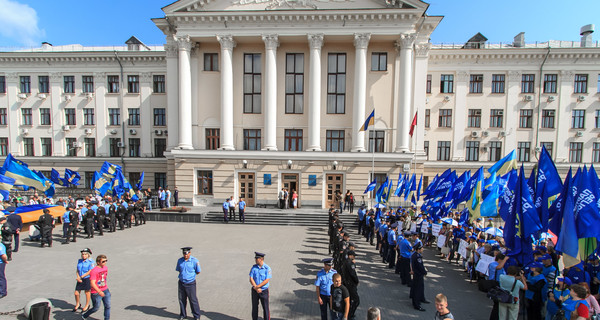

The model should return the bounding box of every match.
[5,206,16,213]
[254,252,266,259]
[346,250,356,257]
[80,248,92,254]
[322,258,333,265]
[181,247,193,254]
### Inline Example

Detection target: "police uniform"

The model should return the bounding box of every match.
[0,241,7,298]
[341,250,359,320]
[62,209,71,239]
[64,208,79,244]
[126,202,135,228]
[117,202,127,230]
[410,243,427,311]
[108,203,117,232]
[397,231,413,285]
[5,208,21,253]
[250,252,272,320]
[84,206,95,238]
[176,247,201,320]
[315,258,337,320]
[387,223,398,269]
[96,205,106,235]
[38,210,54,247]
[0,216,12,261]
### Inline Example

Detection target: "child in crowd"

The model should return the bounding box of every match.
[434,293,455,320]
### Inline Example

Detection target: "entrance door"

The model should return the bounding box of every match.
[282,173,299,208]
[326,174,343,208]
[239,173,255,207]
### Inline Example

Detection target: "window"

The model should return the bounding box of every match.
[129,138,140,157]
[426,74,432,94]
[65,108,76,126]
[285,53,304,114]
[128,108,140,126]
[84,138,96,157]
[66,138,77,157]
[23,138,34,156]
[83,108,95,126]
[107,75,119,93]
[197,170,213,195]
[574,74,588,94]
[108,108,120,126]
[284,129,303,151]
[489,141,502,161]
[243,53,262,114]
[438,109,452,128]
[129,172,141,186]
[368,130,385,153]
[593,143,600,163]
[83,171,94,189]
[465,141,479,161]
[109,138,121,157]
[40,108,51,125]
[0,138,7,156]
[38,76,49,93]
[517,142,531,162]
[153,75,165,93]
[20,76,31,93]
[423,141,429,160]
[440,74,454,93]
[467,109,481,128]
[243,129,261,150]
[127,75,139,93]
[569,142,583,163]
[541,110,555,128]
[596,110,600,129]
[154,138,166,157]
[0,76,5,93]
[572,110,585,129]
[469,74,483,93]
[544,74,557,93]
[521,74,535,93]
[22,108,32,125]
[371,52,387,71]
[491,74,505,93]
[490,109,504,128]
[541,142,553,157]
[155,173,167,189]
[82,76,94,93]
[0,109,6,125]
[424,109,430,128]
[206,128,220,150]
[64,76,75,93]
[519,109,533,128]
[153,108,166,126]
[370,173,388,198]
[327,53,347,114]
[326,130,345,152]
[437,141,451,161]
[204,53,218,71]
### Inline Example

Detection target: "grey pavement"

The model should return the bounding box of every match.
[0,220,492,319]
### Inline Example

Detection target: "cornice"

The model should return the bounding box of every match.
[429,49,600,63]
[0,52,166,65]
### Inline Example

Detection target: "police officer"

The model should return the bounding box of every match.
[62,207,71,239]
[84,205,95,238]
[341,250,359,320]
[357,204,366,236]
[315,258,337,320]
[137,200,147,225]
[387,222,398,269]
[410,242,427,311]
[108,201,117,232]
[6,208,21,254]
[176,247,201,320]
[66,206,79,243]
[126,201,135,228]
[96,204,106,236]
[38,209,55,247]
[249,252,272,320]
[0,214,12,261]
[117,200,127,230]
[0,225,7,299]
[397,231,413,285]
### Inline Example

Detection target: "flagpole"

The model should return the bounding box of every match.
[371,127,375,209]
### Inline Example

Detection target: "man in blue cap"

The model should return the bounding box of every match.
[387,223,398,269]
[250,252,271,320]
[176,247,201,320]
[315,258,336,320]
[540,253,556,296]
[397,230,413,285]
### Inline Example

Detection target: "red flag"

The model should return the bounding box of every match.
[409,112,418,137]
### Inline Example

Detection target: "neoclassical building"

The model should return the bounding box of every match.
[0,0,599,207]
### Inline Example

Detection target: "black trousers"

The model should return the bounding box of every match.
[97,218,104,235]
[85,222,94,238]
[229,207,236,220]
[109,216,116,232]
[387,247,396,268]
[178,280,201,319]
[251,288,270,320]
[348,285,360,320]
[399,257,411,285]
[62,222,70,238]
[319,294,330,320]
[67,224,78,243]
[410,275,425,308]
[41,227,52,246]
[12,233,19,252]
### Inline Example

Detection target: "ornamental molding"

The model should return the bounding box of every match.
[49,72,62,82]
[94,72,107,81]
[353,33,371,49]
[560,70,575,82]
[396,33,416,49]
[456,71,469,82]
[0,54,165,64]
[232,0,318,10]
[140,72,153,84]
[307,34,324,49]
[262,34,280,50]
[428,50,600,63]
[508,71,521,82]
[414,42,431,57]
[217,35,237,50]
[164,43,178,58]
[175,35,193,51]
[5,73,18,82]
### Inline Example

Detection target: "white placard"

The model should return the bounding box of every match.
[437,235,446,248]
[475,254,495,275]
[421,221,429,234]
[458,239,469,258]
[432,223,442,235]
[410,223,417,233]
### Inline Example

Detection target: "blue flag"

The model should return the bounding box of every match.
[92,171,113,196]
[457,167,483,205]
[548,167,573,237]
[555,173,579,265]
[100,161,122,177]
[574,167,600,239]
[416,174,423,201]
[488,149,518,177]
[403,174,415,200]
[136,172,145,190]
[498,170,518,222]
[0,173,16,201]
[64,168,81,186]
[1,154,53,194]
[364,179,377,194]
[50,169,68,187]
[480,179,500,217]
[394,173,405,197]
[375,177,389,203]
[535,146,562,233]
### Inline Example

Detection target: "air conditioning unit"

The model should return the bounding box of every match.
[37,93,47,100]
[547,96,556,102]
[117,142,125,148]
[524,95,533,102]
[482,131,489,137]
[65,95,72,102]
[474,110,482,116]
[72,141,83,148]
[499,131,507,137]
[129,129,137,135]
[578,95,586,102]
[155,129,163,136]
[109,129,118,135]
[497,110,504,116]
[85,92,94,100]
[164,130,168,136]
[402,164,411,172]
[471,131,480,138]
[547,110,556,116]
[62,125,70,132]
[576,131,584,137]
[17,93,28,100]
[21,128,29,135]
[481,146,489,153]
[444,95,451,102]
[84,128,92,135]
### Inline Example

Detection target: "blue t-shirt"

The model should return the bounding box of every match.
[249,263,272,290]
[357,209,365,221]
[315,268,337,296]
[488,261,506,280]
[400,239,413,258]
[223,201,229,210]
[239,201,246,210]
[0,243,5,264]
[176,256,201,284]
[77,258,95,279]
[63,211,70,223]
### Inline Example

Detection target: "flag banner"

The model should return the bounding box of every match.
[409,111,417,137]
[364,179,377,194]
[488,149,518,177]
[359,110,375,131]
[50,169,67,187]
[64,168,81,186]
[0,173,16,201]
[136,171,145,190]
[1,154,53,195]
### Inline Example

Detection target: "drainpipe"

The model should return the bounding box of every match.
[534,47,551,161]
[113,51,126,171]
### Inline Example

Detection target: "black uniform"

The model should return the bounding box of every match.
[117,203,127,230]
[0,221,13,260]
[96,206,106,235]
[6,214,22,252]
[108,204,117,232]
[38,212,54,247]
[341,257,360,320]
[66,209,79,243]
[410,250,427,310]
[84,209,95,238]
[137,201,146,225]
[126,204,134,228]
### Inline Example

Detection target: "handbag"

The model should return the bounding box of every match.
[487,278,518,304]
[478,269,500,293]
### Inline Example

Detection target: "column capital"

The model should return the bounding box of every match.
[164,43,178,58]
[456,71,469,82]
[262,34,280,50]
[140,72,153,84]
[94,72,106,82]
[508,70,521,82]
[217,35,236,50]
[353,33,371,49]
[395,33,417,49]
[560,70,575,82]
[49,72,62,83]
[174,35,193,51]
[307,34,324,49]
[5,73,18,82]
[414,42,432,58]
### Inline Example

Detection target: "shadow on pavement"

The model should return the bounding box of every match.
[125,305,179,318]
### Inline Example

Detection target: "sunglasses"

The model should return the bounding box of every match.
[101,260,108,263]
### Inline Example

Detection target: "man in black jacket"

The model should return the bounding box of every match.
[38,209,55,247]
[342,250,359,320]
[410,242,428,311]
[96,205,106,235]
[5,207,21,253]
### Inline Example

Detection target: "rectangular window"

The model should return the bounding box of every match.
[326,130,345,152]
[469,74,483,93]
[0,109,6,125]
[440,74,454,93]
[20,76,31,93]
[519,109,533,128]
[467,109,481,128]
[84,171,94,189]
[572,110,585,129]
[65,108,76,126]
[154,138,166,157]
[155,173,167,189]
[197,170,213,195]
[127,75,139,93]
[518,142,531,162]
[285,53,304,114]
[107,75,119,93]
[129,138,140,157]
[490,109,504,128]
[128,172,141,186]
[23,137,34,156]
[465,141,480,161]
[521,74,535,93]
[128,108,140,126]
[83,108,95,126]
[153,108,166,126]
[66,138,77,157]
[544,74,557,93]
[38,76,49,93]
[489,141,502,162]
[424,109,430,128]
[574,74,588,94]
[153,75,165,93]
[0,76,5,93]
[437,141,451,161]
[82,76,94,93]
[243,129,261,151]
[491,74,505,93]
[64,75,75,93]
[243,53,262,114]
[371,52,387,71]
[596,110,600,129]
[109,138,121,157]
[22,108,32,125]
[206,128,220,150]
[438,109,452,128]
[426,74,432,94]
[424,141,429,160]
[108,108,120,126]
[284,129,303,151]
[541,110,555,128]
[569,142,583,163]
[40,108,51,125]
[327,53,347,114]
[541,142,553,157]
[0,138,8,156]
[204,53,219,71]
[593,143,600,163]
[368,130,385,153]
[84,138,96,157]
[40,138,52,156]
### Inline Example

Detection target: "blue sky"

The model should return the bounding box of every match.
[0,0,599,48]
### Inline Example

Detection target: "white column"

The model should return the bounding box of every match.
[175,35,193,150]
[351,33,370,152]
[504,71,522,153]
[5,73,20,155]
[307,34,324,151]
[412,43,431,154]
[165,40,179,150]
[217,35,236,150]
[555,70,575,162]
[139,73,153,156]
[94,72,109,156]
[452,71,468,161]
[262,34,279,151]
[395,33,416,153]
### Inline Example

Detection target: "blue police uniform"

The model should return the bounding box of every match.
[250,258,272,320]
[62,211,71,238]
[315,266,337,320]
[176,251,202,320]
[398,236,413,285]
[0,243,6,297]
[357,207,366,235]
[222,200,229,223]
[239,200,246,223]
[410,244,427,311]
[387,228,397,268]
[75,257,94,291]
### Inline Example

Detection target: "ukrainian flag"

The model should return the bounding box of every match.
[93,171,113,196]
[359,110,375,131]
[467,167,485,221]
[1,154,52,192]
[0,173,16,201]
[488,149,517,177]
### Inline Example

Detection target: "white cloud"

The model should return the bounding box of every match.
[0,0,45,47]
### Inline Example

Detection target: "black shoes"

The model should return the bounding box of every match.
[414,306,426,311]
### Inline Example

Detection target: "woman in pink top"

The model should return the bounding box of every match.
[82,254,110,320]
[584,284,600,315]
